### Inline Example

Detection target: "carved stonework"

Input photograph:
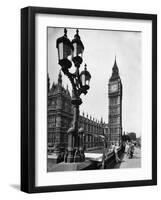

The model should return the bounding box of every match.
[47,72,109,162]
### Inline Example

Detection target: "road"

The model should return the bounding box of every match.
[114,147,141,169]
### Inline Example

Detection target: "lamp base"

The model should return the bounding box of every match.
[59,58,72,69]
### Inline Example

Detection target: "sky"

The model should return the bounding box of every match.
[48,27,142,137]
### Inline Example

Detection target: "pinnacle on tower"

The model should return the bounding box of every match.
[66,84,70,95]
[58,70,62,85]
[47,73,50,92]
[113,56,119,73]
[110,56,120,81]
[101,117,103,123]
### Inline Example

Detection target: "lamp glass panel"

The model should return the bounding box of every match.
[86,79,90,86]
[81,74,86,86]
[58,42,63,60]
[77,44,83,57]
[73,43,77,57]
[73,43,83,58]
[63,43,72,59]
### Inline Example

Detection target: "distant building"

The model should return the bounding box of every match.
[136,136,141,147]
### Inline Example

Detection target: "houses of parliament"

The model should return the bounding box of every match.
[47,58,123,161]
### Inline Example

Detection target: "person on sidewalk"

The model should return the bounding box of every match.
[128,142,135,159]
[114,142,121,163]
[125,141,130,158]
[109,142,115,153]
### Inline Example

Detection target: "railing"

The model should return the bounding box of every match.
[47,145,124,170]
[81,146,124,170]
[102,146,124,169]
[84,146,124,170]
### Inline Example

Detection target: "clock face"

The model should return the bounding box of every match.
[110,83,118,92]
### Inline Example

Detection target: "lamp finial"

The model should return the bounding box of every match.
[64,28,67,37]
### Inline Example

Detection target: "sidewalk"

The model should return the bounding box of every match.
[114,147,141,169]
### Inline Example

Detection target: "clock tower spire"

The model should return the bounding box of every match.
[108,57,123,144]
[110,56,119,81]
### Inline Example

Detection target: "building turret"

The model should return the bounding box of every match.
[48,73,50,92]
[58,70,62,85]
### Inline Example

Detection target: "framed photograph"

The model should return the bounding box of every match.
[21,6,157,193]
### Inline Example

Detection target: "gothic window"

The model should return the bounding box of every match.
[64,102,68,112]
[111,128,114,134]
[117,117,120,123]
[86,123,88,132]
[84,124,86,131]
[110,97,120,105]
[117,97,120,104]
[110,107,120,115]
[90,124,92,132]
[85,135,88,142]
[110,116,120,124]
[52,100,56,107]
[92,125,93,133]
[51,116,56,126]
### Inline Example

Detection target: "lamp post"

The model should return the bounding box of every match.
[56,28,91,163]
[86,132,108,168]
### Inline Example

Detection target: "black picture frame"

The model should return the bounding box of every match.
[21,6,157,193]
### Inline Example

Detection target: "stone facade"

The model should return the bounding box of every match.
[48,71,106,157]
[48,72,73,153]
[79,114,107,150]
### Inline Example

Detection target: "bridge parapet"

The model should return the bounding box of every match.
[102,146,124,169]
[84,145,124,170]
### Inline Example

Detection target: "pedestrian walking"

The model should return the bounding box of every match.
[125,141,130,158]
[129,142,135,158]
[114,142,121,163]
[109,142,115,153]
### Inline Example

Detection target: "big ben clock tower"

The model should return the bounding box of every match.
[108,57,122,144]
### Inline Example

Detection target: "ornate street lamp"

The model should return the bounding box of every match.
[80,64,91,94]
[56,28,73,69]
[72,29,84,66]
[56,28,91,163]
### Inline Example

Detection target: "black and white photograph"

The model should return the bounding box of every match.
[47,27,142,172]
[20,6,157,193]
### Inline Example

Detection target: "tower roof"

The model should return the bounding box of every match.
[110,56,120,81]
[113,56,119,72]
